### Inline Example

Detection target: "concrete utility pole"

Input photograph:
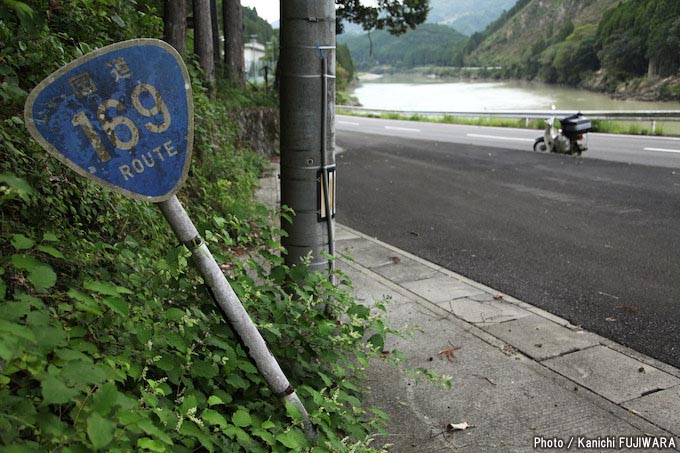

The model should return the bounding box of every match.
[280,0,336,273]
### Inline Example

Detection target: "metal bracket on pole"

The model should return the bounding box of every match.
[158,196,316,441]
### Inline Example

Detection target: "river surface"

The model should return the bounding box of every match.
[352,74,680,112]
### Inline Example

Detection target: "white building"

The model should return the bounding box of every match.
[244,39,266,81]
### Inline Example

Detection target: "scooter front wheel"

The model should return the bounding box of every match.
[533,137,547,152]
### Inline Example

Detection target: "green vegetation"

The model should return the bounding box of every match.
[597,0,680,79]
[1,2,441,451]
[243,6,274,44]
[338,24,468,71]
[336,110,665,136]
[336,44,357,104]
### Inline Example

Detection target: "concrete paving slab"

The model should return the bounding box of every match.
[544,346,680,404]
[438,297,532,325]
[370,257,439,284]
[624,386,680,437]
[365,302,662,452]
[343,242,407,268]
[401,274,485,304]
[336,238,378,260]
[337,261,414,307]
[482,315,600,361]
[334,225,360,241]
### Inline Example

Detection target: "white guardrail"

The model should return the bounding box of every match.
[336,105,680,132]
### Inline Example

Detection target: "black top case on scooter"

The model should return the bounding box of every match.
[560,112,592,138]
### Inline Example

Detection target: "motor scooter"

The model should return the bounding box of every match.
[533,112,591,156]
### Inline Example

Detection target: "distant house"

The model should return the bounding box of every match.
[244,39,266,81]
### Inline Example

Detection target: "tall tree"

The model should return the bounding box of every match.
[336,0,430,35]
[193,0,215,84]
[210,0,220,68]
[163,0,187,54]
[223,0,245,87]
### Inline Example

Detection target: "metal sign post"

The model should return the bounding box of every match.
[24,38,314,440]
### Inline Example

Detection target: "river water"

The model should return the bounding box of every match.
[352,74,680,112]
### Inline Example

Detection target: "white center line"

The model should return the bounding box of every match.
[467,133,535,142]
[643,147,680,154]
[385,126,421,132]
[339,121,360,126]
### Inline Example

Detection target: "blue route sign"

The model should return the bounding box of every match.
[24,39,193,202]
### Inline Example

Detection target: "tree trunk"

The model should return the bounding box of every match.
[193,0,215,85]
[163,0,187,54]
[223,0,245,88]
[210,0,221,69]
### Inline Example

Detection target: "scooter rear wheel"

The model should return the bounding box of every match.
[533,137,547,152]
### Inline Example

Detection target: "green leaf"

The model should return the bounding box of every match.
[348,304,370,319]
[102,296,129,316]
[232,409,252,427]
[42,232,59,242]
[84,280,123,296]
[226,374,249,390]
[276,431,301,450]
[11,255,56,288]
[202,409,227,427]
[61,360,107,386]
[138,437,166,452]
[260,420,275,430]
[11,234,34,250]
[87,412,114,449]
[0,172,33,201]
[91,383,119,415]
[41,376,79,405]
[368,333,385,350]
[284,400,302,422]
[191,360,218,379]
[0,279,6,300]
[318,320,336,336]
[207,395,224,406]
[37,245,65,259]
[29,265,57,289]
[136,419,173,445]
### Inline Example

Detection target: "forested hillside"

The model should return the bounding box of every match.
[464,0,680,98]
[338,24,468,70]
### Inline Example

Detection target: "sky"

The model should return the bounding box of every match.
[241,0,378,25]
[241,0,280,24]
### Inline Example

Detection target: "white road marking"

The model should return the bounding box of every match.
[467,133,534,142]
[643,147,680,154]
[385,126,421,132]
[338,120,360,126]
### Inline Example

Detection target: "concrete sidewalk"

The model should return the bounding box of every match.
[257,165,680,452]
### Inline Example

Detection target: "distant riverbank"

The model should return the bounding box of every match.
[346,74,680,135]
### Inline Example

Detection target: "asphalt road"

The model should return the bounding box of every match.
[336,116,680,368]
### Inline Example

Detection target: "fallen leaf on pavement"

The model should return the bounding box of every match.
[617,305,640,313]
[439,345,461,361]
[494,294,504,300]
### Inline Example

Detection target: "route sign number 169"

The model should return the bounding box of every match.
[24,39,194,202]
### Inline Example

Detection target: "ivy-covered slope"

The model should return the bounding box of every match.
[0,2,412,451]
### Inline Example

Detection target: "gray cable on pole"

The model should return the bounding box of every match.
[158,196,316,441]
